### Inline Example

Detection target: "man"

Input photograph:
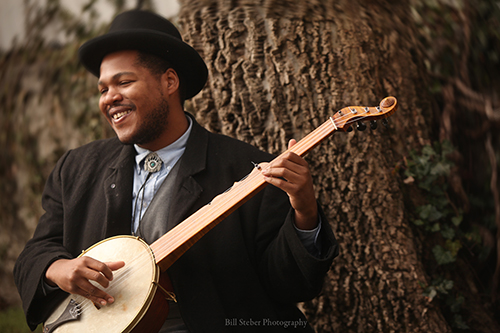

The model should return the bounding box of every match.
[14,9,338,332]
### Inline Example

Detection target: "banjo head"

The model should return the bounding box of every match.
[44,236,160,333]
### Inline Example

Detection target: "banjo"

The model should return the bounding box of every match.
[43,97,398,333]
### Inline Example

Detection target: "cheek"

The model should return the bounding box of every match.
[98,98,107,115]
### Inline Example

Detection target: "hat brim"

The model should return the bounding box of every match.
[78,29,208,100]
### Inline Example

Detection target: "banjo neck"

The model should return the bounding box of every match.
[150,97,397,271]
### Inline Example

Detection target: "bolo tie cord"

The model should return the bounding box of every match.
[133,151,163,236]
[132,172,152,236]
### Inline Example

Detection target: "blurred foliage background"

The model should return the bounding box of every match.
[0,0,499,331]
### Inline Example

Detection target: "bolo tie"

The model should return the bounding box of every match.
[133,152,163,236]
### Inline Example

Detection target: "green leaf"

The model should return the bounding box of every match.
[451,215,462,226]
[413,219,425,226]
[422,145,436,158]
[445,239,462,256]
[430,161,451,176]
[418,179,434,191]
[432,278,454,294]
[440,225,455,239]
[430,195,449,210]
[440,140,454,156]
[465,230,481,244]
[447,294,465,313]
[423,287,437,300]
[429,222,441,232]
[452,314,469,329]
[418,204,443,221]
[442,279,454,291]
[404,169,415,178]
[433,245,456,265]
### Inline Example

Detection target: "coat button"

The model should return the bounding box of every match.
[110,183,116,189]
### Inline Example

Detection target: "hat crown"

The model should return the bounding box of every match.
[79,10,208,99]
[109,10,182,41]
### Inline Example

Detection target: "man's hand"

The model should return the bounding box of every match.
[45,257,125,306]
[261,139,318,230]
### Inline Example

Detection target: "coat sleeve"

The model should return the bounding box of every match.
[13,151,73,330]
[254,183,339,303]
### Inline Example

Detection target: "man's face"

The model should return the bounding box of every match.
[98,50,170,149]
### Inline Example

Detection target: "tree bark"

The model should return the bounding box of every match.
[177,0,450,331]
[2,0,497,331]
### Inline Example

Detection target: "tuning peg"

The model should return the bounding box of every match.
[370,120,378,130]
[346,125,353,132]
[382,118,389,127]
[356,121,367,131]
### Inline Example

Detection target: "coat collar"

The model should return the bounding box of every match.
[177,113,208,177]
[166,113,208,228]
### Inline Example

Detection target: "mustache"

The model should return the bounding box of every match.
[107,103,136,114]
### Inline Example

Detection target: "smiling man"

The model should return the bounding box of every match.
[97,50,188,151]
[14,10,338,333]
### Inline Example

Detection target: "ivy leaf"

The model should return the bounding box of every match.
[404,169,415,178]
[452,314,469,329]
[430,195,449,210]
[423,287,437,301]
[440,225,455,239]
[444,279,454,290]
[413,219,425,226]
[436,279,454,293]
[422,145,436,159]
[445,239,462,256]
[447,294,465,313]
[418,204,443,221]
[429,222,441,232]
[430,161,451,176]
[465,230,481,244]
[451,215,463,226]
[433,245,456,265]
[441,140,454,156]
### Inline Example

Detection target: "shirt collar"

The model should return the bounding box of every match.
[134,116,193,173]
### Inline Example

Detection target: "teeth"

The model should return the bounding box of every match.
[112,110,131,120]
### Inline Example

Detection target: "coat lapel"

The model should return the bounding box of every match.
[99,115,209,237]
[103,144,136,237]
[166,116,208,229]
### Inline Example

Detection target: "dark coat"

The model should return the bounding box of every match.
[14,116,338,332]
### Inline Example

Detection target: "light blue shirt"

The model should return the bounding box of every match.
[132,117,193,233]
[131,116,321,255]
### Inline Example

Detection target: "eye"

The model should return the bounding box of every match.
[119,80,132,86]
[99,88,108,95]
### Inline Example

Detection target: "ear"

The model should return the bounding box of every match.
[162,68,180,96]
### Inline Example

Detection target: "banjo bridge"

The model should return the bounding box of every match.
[43,299,82,333]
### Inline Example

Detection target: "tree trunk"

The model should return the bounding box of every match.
[2,0,497,331]
[177,0,450,331]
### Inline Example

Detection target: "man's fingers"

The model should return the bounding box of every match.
[45,257,124,306]
[77,258,112,288]
[102,261,125,280]
[107,261,125,271]
[83,258,124,283]
[76,283,115,306]
[81,260,124,303]
[262,158,308,186]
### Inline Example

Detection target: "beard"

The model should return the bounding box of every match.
[120,96,170,146]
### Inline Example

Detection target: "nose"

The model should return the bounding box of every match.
[101,87,123,107]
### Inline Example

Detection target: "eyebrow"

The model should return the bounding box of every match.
[97,71,136,87]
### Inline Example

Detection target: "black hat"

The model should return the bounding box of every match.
[78,10,208,99]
